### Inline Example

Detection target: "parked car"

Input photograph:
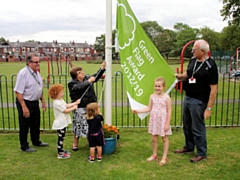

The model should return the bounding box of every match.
[221,55,234,60]
[231,70,240,78]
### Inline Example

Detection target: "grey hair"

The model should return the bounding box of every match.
[198,39,210,55]
[26,53,39,65]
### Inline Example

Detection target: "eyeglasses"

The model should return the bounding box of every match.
[192,49,201,53]
[30,61,40,64]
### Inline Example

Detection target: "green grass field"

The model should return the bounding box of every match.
[0,128,239,180]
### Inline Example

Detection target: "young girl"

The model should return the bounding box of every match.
[86,102,104,163]
[132,77,172,166]
[48,84,80,159]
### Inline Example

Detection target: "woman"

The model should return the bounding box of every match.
[68,61,106,151]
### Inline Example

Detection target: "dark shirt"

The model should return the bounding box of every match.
[184,57,218,103]
[68,68,105,108]
[87,114,104,135]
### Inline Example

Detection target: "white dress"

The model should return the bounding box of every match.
[52,99,72,130]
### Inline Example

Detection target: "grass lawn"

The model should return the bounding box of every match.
[0,128,240,180]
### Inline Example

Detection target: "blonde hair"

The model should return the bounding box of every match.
[86,102,99,120]
[155,76,166,87]
[48,84,64,99]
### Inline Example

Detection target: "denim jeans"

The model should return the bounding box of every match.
[183,95,207,157]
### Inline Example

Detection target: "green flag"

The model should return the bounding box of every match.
[116,0,177,119]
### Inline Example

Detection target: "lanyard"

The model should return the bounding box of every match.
[27,66,40,85]
[192,59,206,78]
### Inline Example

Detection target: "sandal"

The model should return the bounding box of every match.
[159,158,168,166]
[72,146,79,151]
[147,155,157,162]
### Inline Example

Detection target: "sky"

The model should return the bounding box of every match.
[0,0,228,45]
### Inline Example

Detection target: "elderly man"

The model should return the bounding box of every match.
[174,39,218,162]
[14,53,48,152]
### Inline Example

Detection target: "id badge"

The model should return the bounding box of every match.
[189,78,196,84]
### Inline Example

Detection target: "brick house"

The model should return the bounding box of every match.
[0,40,101,62]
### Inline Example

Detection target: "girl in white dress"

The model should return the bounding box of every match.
[48,84,80,159]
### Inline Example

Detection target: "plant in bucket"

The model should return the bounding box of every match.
[102,124,120,154]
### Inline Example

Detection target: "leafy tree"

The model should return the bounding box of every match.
[219,25,240,51]
[220,0,240,26]
[140,21,164,44]
[0,37,6,42]
[155,29,177,59]
[173,23,199,57]
[173,23,191,33]
[94,34,105,55]
[199,26,221,51]
[93,30,117,59]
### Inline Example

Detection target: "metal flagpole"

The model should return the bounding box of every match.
[105,0,112,125]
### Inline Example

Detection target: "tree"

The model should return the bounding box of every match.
[94,34,105,55]
[173,23,199,57]
[219,25,240,51]
[199,26,221,51]
[173,23,191,33]
[155,29,177,59]
[94,30,118,59]
[140,21,164,44]
[0,37,6,42]
[220,0,240,26]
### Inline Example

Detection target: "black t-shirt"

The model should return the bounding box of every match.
[184,57,218,103]
[87,114,104,135]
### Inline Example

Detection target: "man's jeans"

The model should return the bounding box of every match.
[183,96,207,157]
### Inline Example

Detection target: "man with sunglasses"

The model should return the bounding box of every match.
[174,39,218,162]
[14,53,48,152]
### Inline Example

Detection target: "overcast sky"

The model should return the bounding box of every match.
[0,0,228,45]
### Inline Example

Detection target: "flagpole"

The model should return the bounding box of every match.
[105,0,112,125]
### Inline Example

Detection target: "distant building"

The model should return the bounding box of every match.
[0,40,102,62]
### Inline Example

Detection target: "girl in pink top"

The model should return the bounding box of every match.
[133,77,172,166]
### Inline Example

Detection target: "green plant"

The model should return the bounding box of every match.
[103,124,119,138]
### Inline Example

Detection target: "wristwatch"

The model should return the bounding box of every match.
[207,107,212,111]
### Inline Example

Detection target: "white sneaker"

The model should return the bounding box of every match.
[57,153,70,159]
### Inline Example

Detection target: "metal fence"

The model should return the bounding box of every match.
[0,71,240,131]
